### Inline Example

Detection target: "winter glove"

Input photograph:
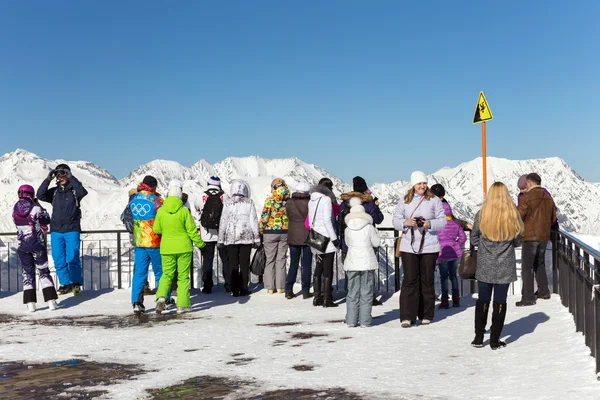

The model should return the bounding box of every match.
[46,170,55,181]
[332,239,341,249]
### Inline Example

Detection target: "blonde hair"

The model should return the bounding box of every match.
[404,187,435,204]
[479,182,524,241]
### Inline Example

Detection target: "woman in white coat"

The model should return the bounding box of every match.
[343,198,381,327]
[308,178,340,307]
[218,180,261,297]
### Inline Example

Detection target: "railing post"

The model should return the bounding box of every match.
[552,230,559,294]
[117,232,122,289]
[190,250,195,289]
[394,229,400,292]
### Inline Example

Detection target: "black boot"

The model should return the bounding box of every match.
[323,277,338,308]
[490,302,507,350]
[312,277,323,306]
[471,300,489,348]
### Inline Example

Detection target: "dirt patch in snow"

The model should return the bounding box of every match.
[147,375,365,399]
[289,332,328,340]
[256,321,303,327]
[0,359,146,399]
[292,364,316,371]
[0,312,204,329]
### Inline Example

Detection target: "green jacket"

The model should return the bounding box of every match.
[153,196,205,254]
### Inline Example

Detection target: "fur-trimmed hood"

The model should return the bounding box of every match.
[345,211,373,230]
[311,184,336,203]
[340,191,374,203]
[291,191,310,200]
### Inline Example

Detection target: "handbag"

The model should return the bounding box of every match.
[305,198,330,252]
[458,247,477,280]
[251,244,266,275]
[394,196,426,257]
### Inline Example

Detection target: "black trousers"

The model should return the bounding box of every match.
[201,242,230,290]
[399,252,438,321]
[314,252,335,279]
[227,244,252,294]
[521,240,550,301]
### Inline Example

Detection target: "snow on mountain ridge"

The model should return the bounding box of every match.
[0,149,598,235]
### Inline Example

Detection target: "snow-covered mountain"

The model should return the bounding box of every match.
[0,149,597,234]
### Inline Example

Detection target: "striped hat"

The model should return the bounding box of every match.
[207,176,222,191]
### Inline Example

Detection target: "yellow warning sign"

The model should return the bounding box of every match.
[473,91,493,124]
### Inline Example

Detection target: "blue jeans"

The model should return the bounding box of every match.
[478,281,510,303]
[132,248,163,304]
[51,231,82,286]
[438,259,459,298]
[286,245,312,292]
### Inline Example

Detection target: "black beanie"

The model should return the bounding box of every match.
[142,175,158,188]
[55,163,71,171]
[353,176,368,193]
[430,183,445,198]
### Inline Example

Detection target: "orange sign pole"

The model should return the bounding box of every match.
[482,121,487,196]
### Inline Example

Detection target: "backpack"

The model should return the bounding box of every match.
[200,191,224,229]
[121,194,135,234]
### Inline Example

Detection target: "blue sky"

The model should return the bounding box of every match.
[1,1,598,184]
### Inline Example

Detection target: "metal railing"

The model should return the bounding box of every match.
[0,228,479,295]
[553,230,600,375]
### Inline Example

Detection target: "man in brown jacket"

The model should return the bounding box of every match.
[516,173,557,307]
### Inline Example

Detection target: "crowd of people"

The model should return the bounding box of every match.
[11,164,557,348]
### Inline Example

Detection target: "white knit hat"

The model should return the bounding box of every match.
[349,197,365,213]
[295,182,311,193]
[168,179,183,190]
[168,186,183,199]
[167,179,183,199]
[410,171,427,187]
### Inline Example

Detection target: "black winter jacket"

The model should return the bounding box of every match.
[37,176,88,233]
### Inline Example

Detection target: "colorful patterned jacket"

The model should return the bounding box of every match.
[259,182,290,234]
[130,183,163,248]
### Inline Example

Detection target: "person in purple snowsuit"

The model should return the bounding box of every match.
[12,185,59,312]
[430,184,467,309]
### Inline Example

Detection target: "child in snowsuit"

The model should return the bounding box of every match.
[12,185,58,312]
[343,198,381,327]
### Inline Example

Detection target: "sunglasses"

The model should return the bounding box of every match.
[54,169,68,177]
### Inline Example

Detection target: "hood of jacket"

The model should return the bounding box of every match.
[340,191,373,203]
[13,199,33,218]
[291,191,310,200]
[311,184,336,204]
[205,188,224,197]
[230,180,250,198]
[345,211,373,230]
[162,196,184,214]
[270,183,290,203]
[442,200,452,217]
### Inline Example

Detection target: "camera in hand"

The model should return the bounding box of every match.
[414,216,426,228]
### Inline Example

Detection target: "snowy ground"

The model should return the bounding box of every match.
[0,285,598,400]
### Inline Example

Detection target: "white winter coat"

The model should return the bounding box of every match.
[343,211,380,271]
[195,189,230,242]
[307,191,338,254]
[218,181,260,246]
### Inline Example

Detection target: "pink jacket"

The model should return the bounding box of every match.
[437,201,467,263]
